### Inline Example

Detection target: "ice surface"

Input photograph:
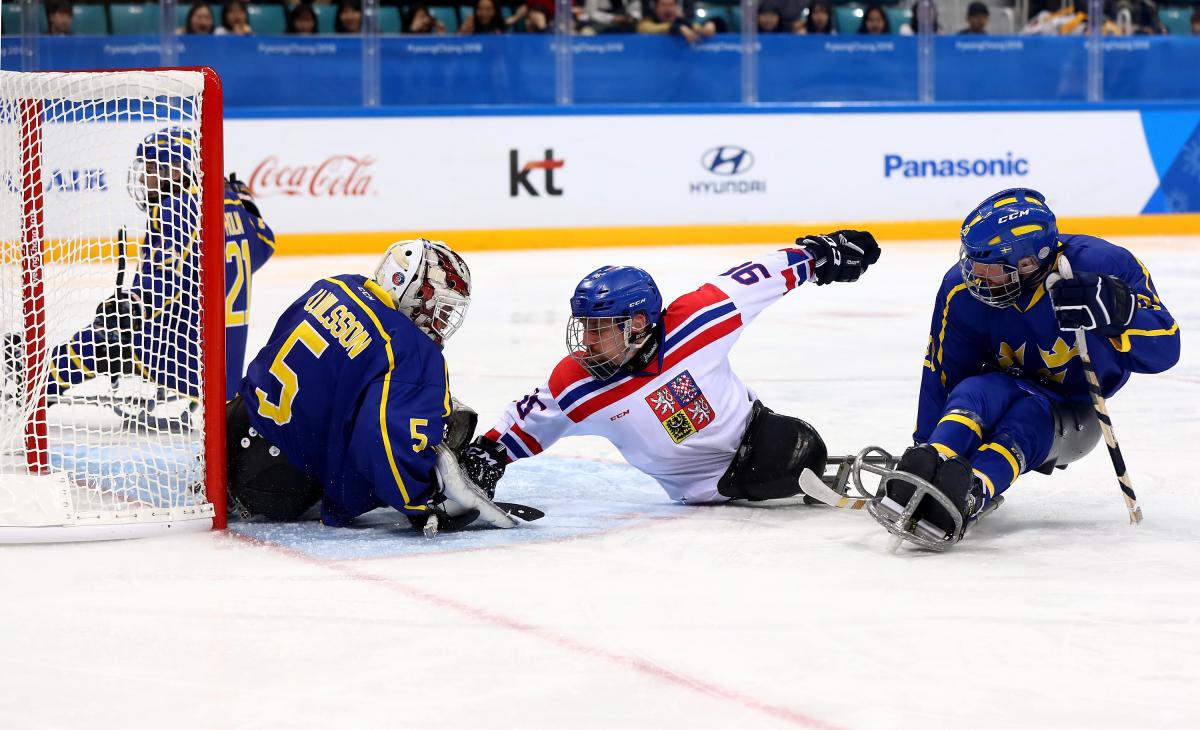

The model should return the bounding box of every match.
[2,240,1198,729]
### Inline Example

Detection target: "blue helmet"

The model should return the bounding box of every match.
[566,266,663,379]
[127,126,198,211]
[569,265,663,325]
[958,188,1060,307]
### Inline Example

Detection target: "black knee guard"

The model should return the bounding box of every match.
[226,395,323,521]
[717,400,828,501]
[1034,399,1101,474]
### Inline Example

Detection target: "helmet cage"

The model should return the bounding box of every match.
[959,188,1058,308]
[566,315,637,381]
[375,239,471,345]
[127,127,196,212]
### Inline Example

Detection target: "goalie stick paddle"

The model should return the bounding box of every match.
[495,502,545,522]
[1051,256,1143,525]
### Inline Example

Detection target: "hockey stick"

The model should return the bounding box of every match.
[799,469,870,510]
[1049,256,1142,524]
[495,502,545,522]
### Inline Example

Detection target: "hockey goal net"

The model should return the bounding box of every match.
[0,68,226,542]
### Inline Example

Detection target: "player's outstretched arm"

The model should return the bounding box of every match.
[796,229,881,285]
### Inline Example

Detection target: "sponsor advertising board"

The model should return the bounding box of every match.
[13,110,1200,248]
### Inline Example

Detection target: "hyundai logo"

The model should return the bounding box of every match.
[701,146,755,176]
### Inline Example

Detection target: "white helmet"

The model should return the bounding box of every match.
[374,238,472,345]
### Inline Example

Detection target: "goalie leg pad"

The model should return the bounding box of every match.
[226,396,322,521]
[717,401,828,501]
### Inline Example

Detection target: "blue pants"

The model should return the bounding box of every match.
[926,372,1059,503]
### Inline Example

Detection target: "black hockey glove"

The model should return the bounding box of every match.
[459,436,508,499]
[92,291,144,375]
[1048,271,1136,337]
[226,173,262,219]
[798,230,881,285]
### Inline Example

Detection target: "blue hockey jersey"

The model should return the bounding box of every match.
[239,274,450,526]
[46,185,273,400]
[220,186,276,399]
[917,233,1180,442]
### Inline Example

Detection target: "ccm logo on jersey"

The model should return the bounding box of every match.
[610,409,630,421]
[997,209,1032,224]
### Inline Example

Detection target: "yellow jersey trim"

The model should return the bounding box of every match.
[931,442,958,459]
[936,283,969,386]
[939,413,983,439]
[324,277,427,512]
[980,442,1021,481]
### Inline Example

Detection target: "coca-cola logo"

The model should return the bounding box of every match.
[247,154,376,198]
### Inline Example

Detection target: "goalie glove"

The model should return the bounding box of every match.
[444,397,479,453]
[459,435,507,500]
[432,444,517,531]
[798,230,881,285]
[226,173,263,219]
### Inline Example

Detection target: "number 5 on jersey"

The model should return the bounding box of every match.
[256,320,329,425]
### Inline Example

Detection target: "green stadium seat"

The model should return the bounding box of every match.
[380,6,402,32]
[248,4,286,34]
[834,5,863,33]
[2,3,48,34]
[176,5,190,30]
[314,3,336,32]
[1159,7,1192,35]
[71,5,108,34]
[110,3,160,35]
[694,2,729,25]
[429,6,459,33]
[886,6,912,32]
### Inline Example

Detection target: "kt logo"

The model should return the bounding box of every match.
[509,149,564,197]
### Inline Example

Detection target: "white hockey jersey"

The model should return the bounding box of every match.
[485,247,817,503]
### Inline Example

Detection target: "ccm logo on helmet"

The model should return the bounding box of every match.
[997,209,1033,224]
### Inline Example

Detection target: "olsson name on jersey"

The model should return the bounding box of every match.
[302,289,373,359]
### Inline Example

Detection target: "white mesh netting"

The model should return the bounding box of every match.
[0,70,216,538]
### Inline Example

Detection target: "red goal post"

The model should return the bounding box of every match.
[0,67,226,542]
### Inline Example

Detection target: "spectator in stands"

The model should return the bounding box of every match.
[183,2,216,34]
[959,1,988,33]
[858,4,890,34]
[773,0,805,32]
[45,0,73,35]
[335,0,363,33]
[900,0,940,33]
[576,0,642,34]
[799,0,834,34]
[1193,7,1200,34]
[1115,0,1165,34]
[217,0,253,35]
[461,0,507,33]
[1023,0,1117,34]
[638,0,721,41]
[758,2,784,32]
[404,4,447,33]
[287,3,318,34]
[508,0,554,33]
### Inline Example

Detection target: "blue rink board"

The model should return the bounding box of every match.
[231,456,797,561]
[7,35,1200,106]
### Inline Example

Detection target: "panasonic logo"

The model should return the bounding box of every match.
[884,153,1029,178]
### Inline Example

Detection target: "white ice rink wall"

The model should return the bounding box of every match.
[29,104,1200,252]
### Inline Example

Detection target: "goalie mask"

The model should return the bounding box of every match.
[566,265,662,381]
[128,126,198,212]
[374,239,472,345]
